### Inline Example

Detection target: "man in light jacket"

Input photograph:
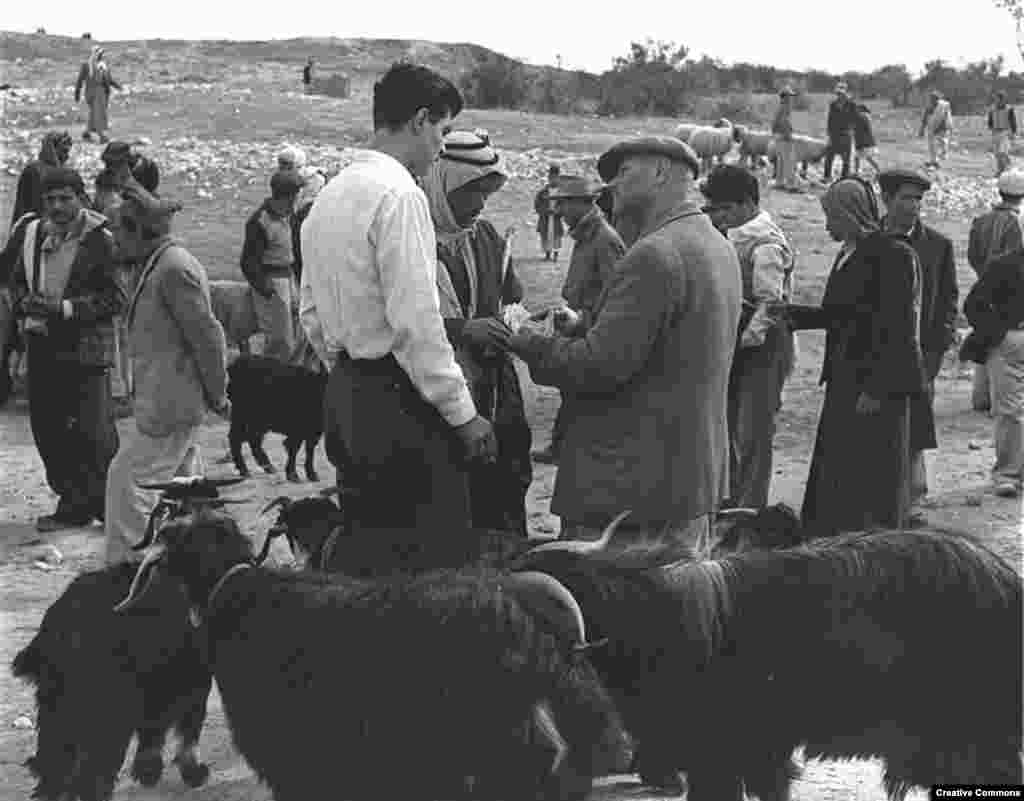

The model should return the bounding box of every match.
[104,181,229,564]
[507,136,742,552]
[702,165,796,507]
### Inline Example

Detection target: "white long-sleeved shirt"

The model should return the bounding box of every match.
[727,210,795,348]
[299,150,476,427]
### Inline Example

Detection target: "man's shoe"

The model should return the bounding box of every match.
[36,513,92,533]
[994,480,1021,498]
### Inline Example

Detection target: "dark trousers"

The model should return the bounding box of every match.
[27,339,118,520]
[326,354,471,534]
[823,141,852,180]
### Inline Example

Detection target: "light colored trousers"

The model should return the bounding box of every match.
[253,275,295,361]
[774,137,799,189]
[988,329,1024,485]
[560,514,712,557]
[104,424,203,565]
[993,131,1013,175]
[927,132,949,164]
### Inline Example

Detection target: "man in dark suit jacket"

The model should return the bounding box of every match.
[0,167,124,531]
[880,169,959,521]
[824,83,856,182]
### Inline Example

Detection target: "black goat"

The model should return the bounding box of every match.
[116,512,626,801]
[10,477,244,801]
[711,503,809,557]
[257,487,531,576]
[515,522,1023,801]
[227,355,326,482]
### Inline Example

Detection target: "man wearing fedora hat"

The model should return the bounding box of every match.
[532,174,626,466]
[507,135,741,560]
[879,168,958,524]
[968,169,1024,411]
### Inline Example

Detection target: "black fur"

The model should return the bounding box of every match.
[11,562,211,801]
[133,514,625,801]
[227,355,326,482]
[516,528,1023,801]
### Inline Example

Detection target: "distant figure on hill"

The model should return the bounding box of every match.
[852,103,881,176]
[534,164,564,261]
[987,91,1018,177]
[918,89,953,169]
[824,82,855,183]
[10,130,73,227]
[302,57,316,93]
[772,86,800,192]
[74,46,122,143]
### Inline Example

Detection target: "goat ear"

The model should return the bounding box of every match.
[113,544,167,613]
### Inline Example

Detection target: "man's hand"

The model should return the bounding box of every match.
[552,306,582,336]
[461,318,512,350]
[855,392,882,415]
[454,414,497,464]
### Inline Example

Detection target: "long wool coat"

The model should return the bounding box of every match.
[516,201,742,528]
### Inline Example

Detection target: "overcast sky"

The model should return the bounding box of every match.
[4,0,1021,77]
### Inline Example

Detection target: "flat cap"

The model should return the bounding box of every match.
[877,168,932,193]
[549,175,604,199]
[270,168,306,196]
[597,135,699,182]
[41,166,85,195]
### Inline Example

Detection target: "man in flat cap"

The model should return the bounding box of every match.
[919,89,953,169]
[507,135,741,557]
[879,168,958,524]
[532,174,626,466]
[967,169,1024,411]
[240,169,305,361]
[0,167,124,531]
[702,164,796,508]
[104,181,229,563]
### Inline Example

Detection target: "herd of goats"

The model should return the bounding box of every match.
[9,458,1023,801]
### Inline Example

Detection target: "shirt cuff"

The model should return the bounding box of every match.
[440,390,477,429]
[62,300,73,319]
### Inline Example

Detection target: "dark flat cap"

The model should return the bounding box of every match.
[597,135,700,182]
[101,141,137,167]
[877,168,932,193]
[41,166,85,195]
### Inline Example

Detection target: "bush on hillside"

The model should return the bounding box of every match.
[459,53,528,110]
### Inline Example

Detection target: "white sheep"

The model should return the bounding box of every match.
[685,119,736,173]
[764,134,829,180]
[674,123,698,143]
[734,126,775,168]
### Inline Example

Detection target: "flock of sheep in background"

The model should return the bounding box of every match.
[676,119,828,177]
[10,471,1022,801]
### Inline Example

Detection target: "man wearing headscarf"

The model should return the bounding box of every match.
[74,46,122,143]
[422,130,530,535]
[789,178,926,535]
[103,181,229,563]
[879,168,957,525]
[0,167,124,531]
[507,136,741,558]
[10,131,73,228]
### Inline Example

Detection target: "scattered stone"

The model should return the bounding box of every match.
[12,715,35,730]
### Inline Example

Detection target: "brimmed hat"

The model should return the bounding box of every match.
[597,135,700,182]
[442,129,499,167]
[998,169,1024,196]
[548,175,604,200]
[878,167,932,194]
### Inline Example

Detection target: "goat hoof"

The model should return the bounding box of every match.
[237,467,250,478]
[306,471,319,482]
[130,750,164,786]
[286,472,302,483]
[261,464,277,475]
[177,759,210,788]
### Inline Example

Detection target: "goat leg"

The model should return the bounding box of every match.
[251,434,276,474]
[284,435,302,483]
[173,680,212,788]
[228,425,250,478]
[304,437,319,482]
[129,727,166,787]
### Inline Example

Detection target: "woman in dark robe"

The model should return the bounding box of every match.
[423,131,532,537]
[791,178,926,535]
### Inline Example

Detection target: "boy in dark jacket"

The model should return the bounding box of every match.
[852,104,881,175]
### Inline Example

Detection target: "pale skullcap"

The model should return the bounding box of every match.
[441,129,499,166]
[998,169,1024,197]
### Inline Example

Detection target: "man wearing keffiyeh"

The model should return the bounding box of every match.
[421,130,530,536]
[74,46,122,143]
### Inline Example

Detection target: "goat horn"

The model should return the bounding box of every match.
[715,508,761,521]
[254,525,289,565]
[318,486,341,498]
[532,701,568,777]
[525,509,632,556]
[134,500,171,551]
[114,543,168,613]
[260,496,294,516]
[505,571,589,647]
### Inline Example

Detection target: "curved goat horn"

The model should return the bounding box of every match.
[260,496,294,516]
[525,509,632,556]
[114,543,168,613]
[715,508,761,521]
[505,570,589,647]
[134,500,171,551]
[254,525,289,565]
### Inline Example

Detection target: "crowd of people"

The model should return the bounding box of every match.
[0,57,1021,566]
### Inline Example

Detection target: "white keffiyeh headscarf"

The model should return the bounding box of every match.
[87,46,106,81]
[422,130,506,318]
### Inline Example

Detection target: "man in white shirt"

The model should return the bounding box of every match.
[300,62,500,535]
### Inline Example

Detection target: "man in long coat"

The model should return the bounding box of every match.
[880,168,958,524]
[508,136,742,549]
[74,46,122,143]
